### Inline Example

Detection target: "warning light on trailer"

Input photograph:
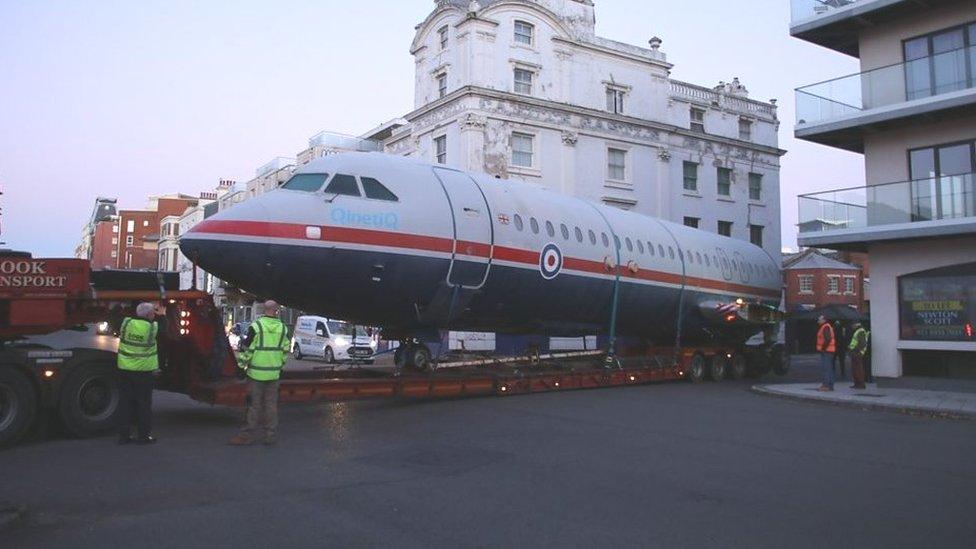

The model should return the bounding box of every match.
[966,323,974,339]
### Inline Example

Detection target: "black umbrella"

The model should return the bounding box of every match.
[791,304,868,322]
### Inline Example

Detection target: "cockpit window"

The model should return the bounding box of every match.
[361,177,399,201]
[282,173,329,192]
[324,174,361,197]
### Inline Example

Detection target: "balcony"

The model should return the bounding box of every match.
[790,0,964,57]
[797,173,976,250]
[795,44,976,152]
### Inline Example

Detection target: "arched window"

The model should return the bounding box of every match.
[546,221,555,238]
[560,223,570,240]
[530,217,540,234]
[514,214,524,231]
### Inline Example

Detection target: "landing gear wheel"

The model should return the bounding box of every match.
[728,353,748,381]
[707,355,726,382]
[293,344,303,361]
[0,367,38,448]
[324,347,335,364]
[411,345,434,372]
[59,362,120,438]
[688,353,706,384]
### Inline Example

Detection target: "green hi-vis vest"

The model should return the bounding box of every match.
[117,318,159,372]
[848,327,870,356]
[241,316,290,381]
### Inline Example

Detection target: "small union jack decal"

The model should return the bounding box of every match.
[497,214,511,225]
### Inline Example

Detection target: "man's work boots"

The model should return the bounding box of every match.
[228,435,253,446]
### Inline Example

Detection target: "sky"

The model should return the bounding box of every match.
[0,0,864,256]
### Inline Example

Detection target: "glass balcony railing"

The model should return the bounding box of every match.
[791,0,860,24]
[796,44,976,127]
[798,173,976,234]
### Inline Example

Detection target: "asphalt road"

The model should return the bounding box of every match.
[2,356,975,548]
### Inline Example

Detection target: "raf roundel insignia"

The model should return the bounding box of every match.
[539,243,563,280]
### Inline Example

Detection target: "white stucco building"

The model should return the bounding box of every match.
[345,0,784,257]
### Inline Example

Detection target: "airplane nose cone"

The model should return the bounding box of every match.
[180,198,272,294]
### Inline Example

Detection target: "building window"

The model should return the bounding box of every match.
[684,217,700,229]
[717,220,732,237]
[514,20,534,46]
[828,275,840,294]
[717,167,732,196]
[437,73,447,99]
[748,172,763,201]
[111,250,117,258]
[143,220,149,227]
[112,237,118,245]
[899,262,976,342]
[126,220,135,232]
[606,88,625,114]
[739,118,753,140]
[903,24,976,101]
[683,161,698,192]
[844,276,856,295]
[749,224,764,247]
[511,133,534,168]
[690,107,705,133]
[799,275,814,294]
[125,235,134,246]
[434,135,447,164]
[607,148,627,181]
[438,25,449,50]
[514,68,534,95]
[112,224,119,233]
[908,139,976,221]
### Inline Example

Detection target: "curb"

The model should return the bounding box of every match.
[751,385,976,421]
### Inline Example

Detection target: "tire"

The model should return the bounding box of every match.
[707,354,726,382]
[411,345,434,372]
[728,353,748,381]
[324,347,335,364]
[58,362,120,438]
[293,344,303,361]
[0,367,38,449]
[687,353,706,384]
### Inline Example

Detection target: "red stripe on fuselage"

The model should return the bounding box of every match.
[190,220,779,298]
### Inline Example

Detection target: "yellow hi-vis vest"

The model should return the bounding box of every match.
[117,317,159,372]
[240,316,289,381]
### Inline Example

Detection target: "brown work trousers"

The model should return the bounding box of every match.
[851,353,867,389]
[241,379,280,440]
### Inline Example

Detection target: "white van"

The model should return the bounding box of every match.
[292,316,377,364]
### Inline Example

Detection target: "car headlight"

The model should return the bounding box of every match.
[97,322,110,333]
[334,337,349,346]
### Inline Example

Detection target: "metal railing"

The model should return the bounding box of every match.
[796,44,976,126]
[798,172,976,233]
[790,0,860,24]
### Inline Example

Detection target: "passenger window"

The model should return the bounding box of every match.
[561,224,570,240]
[315,322,327,336]
[625,237,633,252]
[575,227,583,242]
[530,217,540,234]
[658,245,665,257]
[361,177,398,201]
[614,235,621,250]
[546,221,555,238]
[602,233,610,247]
[705,255,711,267]
[637,240,645,254]
[696,252,702,264]
[324,174,360,197]
[668,247,675,260]
[588,230,597,245]
[648,243,655,257]
[283,173,329,191]
[514,214,524,231]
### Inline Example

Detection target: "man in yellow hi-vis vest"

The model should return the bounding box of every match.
[117,302,161,445]
[229,300,290,446]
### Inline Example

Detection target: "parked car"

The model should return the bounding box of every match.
[291,316,376,364]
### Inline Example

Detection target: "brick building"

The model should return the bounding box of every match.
[784,250,865,314]
[116,195,200,270]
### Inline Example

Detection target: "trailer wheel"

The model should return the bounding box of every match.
[0,368,37,448]
[688,354,706,384]
[707,355,726,382]
[728,353,748,381]
[58,363,120,438]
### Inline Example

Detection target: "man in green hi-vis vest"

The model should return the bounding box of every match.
[117,302,161,445]
[229,300,290,446]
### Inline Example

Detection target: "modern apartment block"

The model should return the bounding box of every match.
[792,0,976,379]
